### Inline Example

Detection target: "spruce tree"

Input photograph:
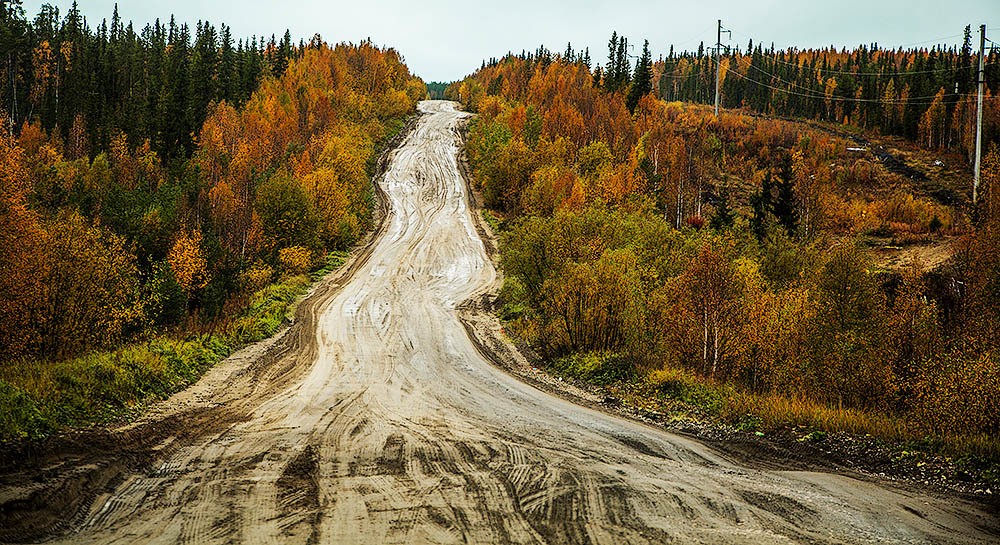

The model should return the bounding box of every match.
[710,190,735,230]
[750,172,773,241]
[605,32,618,92]
[616,37,630,90]
[773,158,799,237]
[218,24,236,103]
[276,29,293,77]
[626,39,652,113]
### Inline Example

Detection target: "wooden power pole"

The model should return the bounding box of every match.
[714,19,722,116]
[713,20,731,118]
[973,24,986,205]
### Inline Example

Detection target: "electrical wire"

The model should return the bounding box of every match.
[664,46,989,77]
[656,24,1000,106]
[730,28,967,54]
[718,61,995,106]
[663,24,717,51]
[759,55,982,77]
[742,61,971,103]
[726,27,991,76]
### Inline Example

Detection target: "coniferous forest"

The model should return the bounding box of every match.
[655,28,1000,159]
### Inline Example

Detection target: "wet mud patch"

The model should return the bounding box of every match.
[376,433,407,476]
[737,489,818,527]
[614,433,669,460]
[276,445,321,542]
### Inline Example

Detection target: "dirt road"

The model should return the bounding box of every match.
[5,101,996,544]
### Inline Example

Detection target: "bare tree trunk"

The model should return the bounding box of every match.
[676,177,683,229]
[702,307,709,373]
[712,318,719,376]
[696,177,703,217]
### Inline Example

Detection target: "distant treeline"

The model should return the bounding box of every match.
[0,0,301,160]
[657,29,1000,159]
[426,81,448,99]
[471,28,999,163]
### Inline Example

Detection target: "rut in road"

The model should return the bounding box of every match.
[45,101,996,544]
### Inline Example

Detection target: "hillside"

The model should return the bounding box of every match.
[448,48,1000,483]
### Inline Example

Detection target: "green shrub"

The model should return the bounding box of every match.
[648,366,726,413]
[550,352,635,385]
[0,380,46,439]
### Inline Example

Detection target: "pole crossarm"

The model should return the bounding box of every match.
[714,20,731,116]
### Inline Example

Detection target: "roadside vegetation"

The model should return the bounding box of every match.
[0,4,424,441]
[450,36,1000,481]
[0,252,348,440]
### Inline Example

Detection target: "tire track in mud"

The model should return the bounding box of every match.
[1,101,997,544]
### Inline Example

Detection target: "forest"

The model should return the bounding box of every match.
[1,3,997,541]
[0,1,424,437]
[655,27,1000,159]
[1,0,998,470]
[448,34,1000,463]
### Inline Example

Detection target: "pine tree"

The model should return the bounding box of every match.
[275,29,293,77]
[605,31,618,92]
[616,37,630,90]
[218,23,236,103]
[188,20,218,142]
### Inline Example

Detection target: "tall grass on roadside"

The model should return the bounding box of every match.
[552,352,1000,474]
[645,364,1000,463]
[0,255,346,442]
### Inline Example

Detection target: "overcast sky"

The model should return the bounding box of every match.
[23,1,999,82]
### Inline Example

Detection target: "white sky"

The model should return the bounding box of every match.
[23,0,1000,82]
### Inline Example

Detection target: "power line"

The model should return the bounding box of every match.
[742,61,973,103]
[891,32,968,48]
[725,26,993,76]
[719,62,993,106]
[714,19,731,116]
[728,28,968,54]
[755,54,985,77]
[667,45,991,77]
[663,23,717,51]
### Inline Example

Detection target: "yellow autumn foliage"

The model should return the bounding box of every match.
[168,229,209,295]
[278,246,313,274]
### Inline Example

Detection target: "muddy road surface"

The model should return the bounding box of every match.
[3,101,996,544]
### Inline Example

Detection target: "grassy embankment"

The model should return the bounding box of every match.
[0,251,346,441]
[535,345,999,487]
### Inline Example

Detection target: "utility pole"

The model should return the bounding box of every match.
[714,20,722,116]
[713,19,730,117]
[973,24,986,205]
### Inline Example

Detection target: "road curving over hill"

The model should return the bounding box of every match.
[5,100,997,544]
